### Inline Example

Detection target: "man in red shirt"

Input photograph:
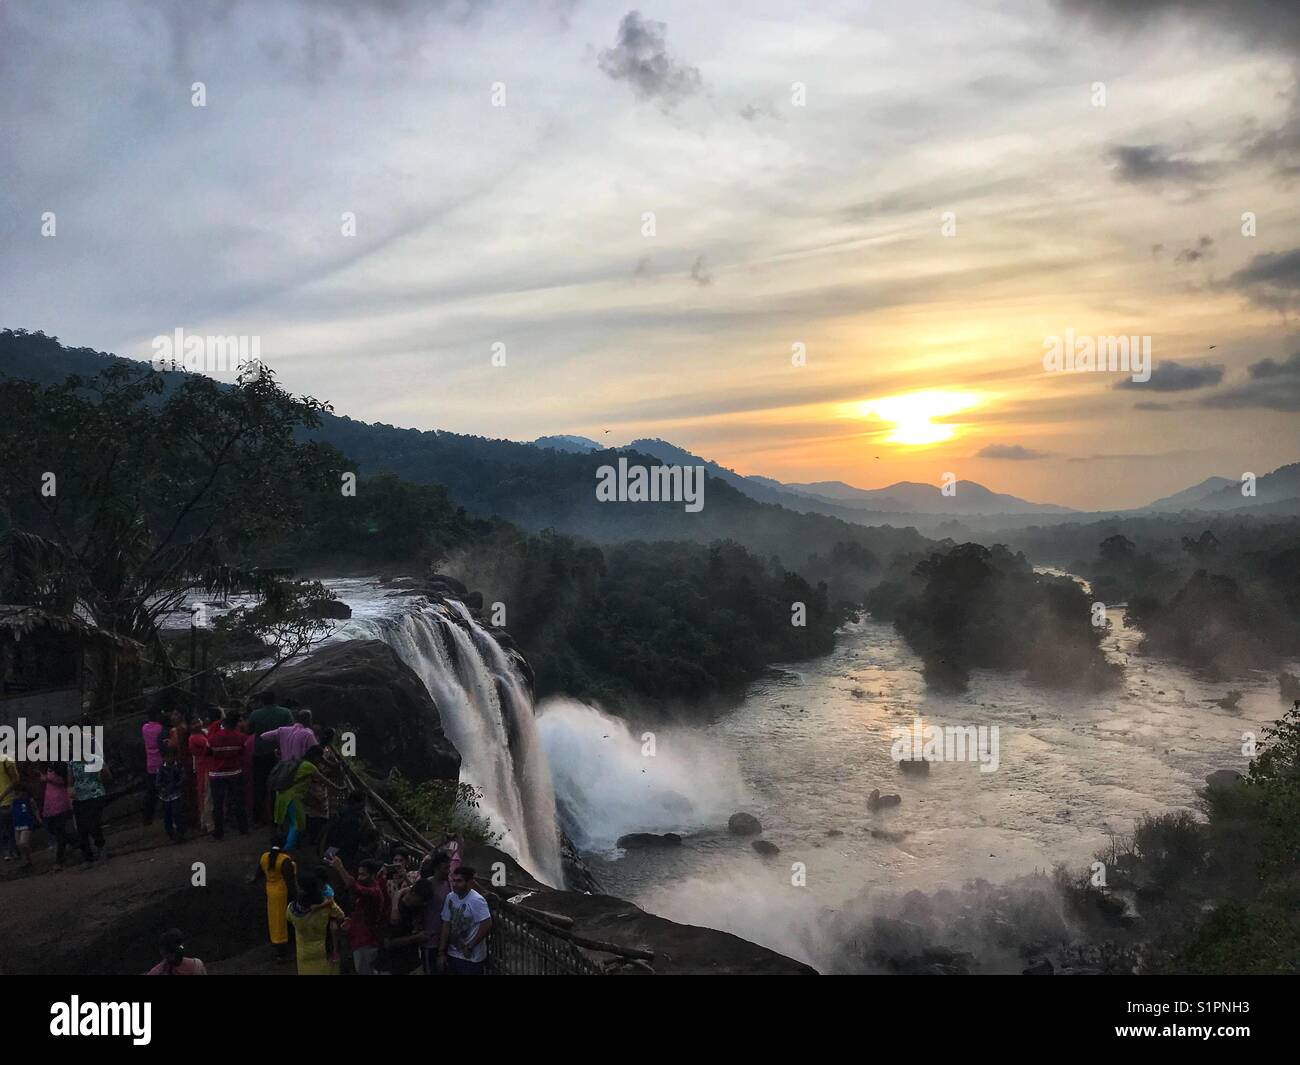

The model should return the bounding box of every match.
[207,710,250,840]
[329,854,387,975]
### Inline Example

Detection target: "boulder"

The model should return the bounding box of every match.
[867,788,902,811]
[273,639,460,781]
[1204,769,1243,790]
[728,812,762,836]
[752,839,780,856]
[898,759,930,775]
[307,598,353,620]
[617,832,683,849]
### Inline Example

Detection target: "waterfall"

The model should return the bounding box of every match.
[339,602,563,886]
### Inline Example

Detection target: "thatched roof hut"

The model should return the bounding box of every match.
[0,605,143,718]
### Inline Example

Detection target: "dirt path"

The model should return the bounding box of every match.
[0,810,293,975]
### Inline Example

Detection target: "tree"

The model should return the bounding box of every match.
[0,360,345,674]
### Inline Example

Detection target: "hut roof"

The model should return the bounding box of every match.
[0,606,144,655]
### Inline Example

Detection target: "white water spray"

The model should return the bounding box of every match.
[536,697,746,853]
[340,603,563,885]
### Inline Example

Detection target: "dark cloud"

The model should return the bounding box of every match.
[688,255,712,286]
[1057,1,1300,50]
[975,444,1050,460]
[598,11,702,106]
[1175,235,1215,264]
[1201,352,1300,410]
[1225,247,1300,311]
[1115,359,1224,391]
[1108,144,1217,190]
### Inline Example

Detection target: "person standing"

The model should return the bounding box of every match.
[246,691,293,824]
[437,866,493,975]
[420,852,453,974]
[206,711,250,840]
[286,873,347,975]
[329,854,387,974]
[273,746,325,851]
[39,763,74,870]
[260,708,317,764]
[68,744,112,866]
[140,709,166,826]
[188,713,213,834]
[156,748,186,842]
[0,757,21,861]
[249,842,296,961]
[9,782,41,867]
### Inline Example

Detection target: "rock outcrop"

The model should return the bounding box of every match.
[273,638,460,781]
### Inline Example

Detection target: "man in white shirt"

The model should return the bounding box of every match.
[437,866,493,975]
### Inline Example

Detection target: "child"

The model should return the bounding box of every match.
[157,749,186,842]
[10,783,42,868]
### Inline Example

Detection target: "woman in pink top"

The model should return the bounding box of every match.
[39,763,74,870]
[141,710,166,826]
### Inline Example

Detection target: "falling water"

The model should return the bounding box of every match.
[339,602,563,885]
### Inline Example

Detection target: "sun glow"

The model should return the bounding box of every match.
[855,390,982,446]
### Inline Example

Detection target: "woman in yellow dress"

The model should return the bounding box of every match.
[249,843,296,961]
[286,872,347,975]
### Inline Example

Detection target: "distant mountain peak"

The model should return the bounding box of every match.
[532,434,603,454]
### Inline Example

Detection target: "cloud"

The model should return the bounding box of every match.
[1107,144,1217,191]
[1062,2,1300,178]
[1225,247,1300,312]
[975,444,1050,460]
[1056,1,1300,51]
[1201,352,1300,410]
[597,11,702,106]
[688,255,712,286]
[1175,235,1215,264]
[1115,359,1224,391]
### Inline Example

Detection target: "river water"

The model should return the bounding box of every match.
[534,599,1293,970]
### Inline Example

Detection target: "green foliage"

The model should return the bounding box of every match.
[263,473,489,573]
[385,772,500,847]
[0,340,344,658]
[453,530,845,708]
[867,542,1119,692]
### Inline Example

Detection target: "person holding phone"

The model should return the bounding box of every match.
[328,854,387,975]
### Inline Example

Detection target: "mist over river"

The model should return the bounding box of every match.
[301,578,1290,971]
[537,603,1292,970]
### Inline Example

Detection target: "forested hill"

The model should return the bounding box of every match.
[0,329,931,575]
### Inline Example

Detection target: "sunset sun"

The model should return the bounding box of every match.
[852,390,983,447]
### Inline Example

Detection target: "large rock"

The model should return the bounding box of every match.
[1204,769,1243,790]
[728,812,762,836]
[307,598,353,620]
[617,832,683,849]
[273,639,460,781]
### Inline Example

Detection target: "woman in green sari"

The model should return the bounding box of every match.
[286,872,347,975]
[273,745,323,851]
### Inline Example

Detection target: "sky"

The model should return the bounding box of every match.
[2,0,1298,509]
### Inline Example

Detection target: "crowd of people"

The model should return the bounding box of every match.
[1,689,495,976]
